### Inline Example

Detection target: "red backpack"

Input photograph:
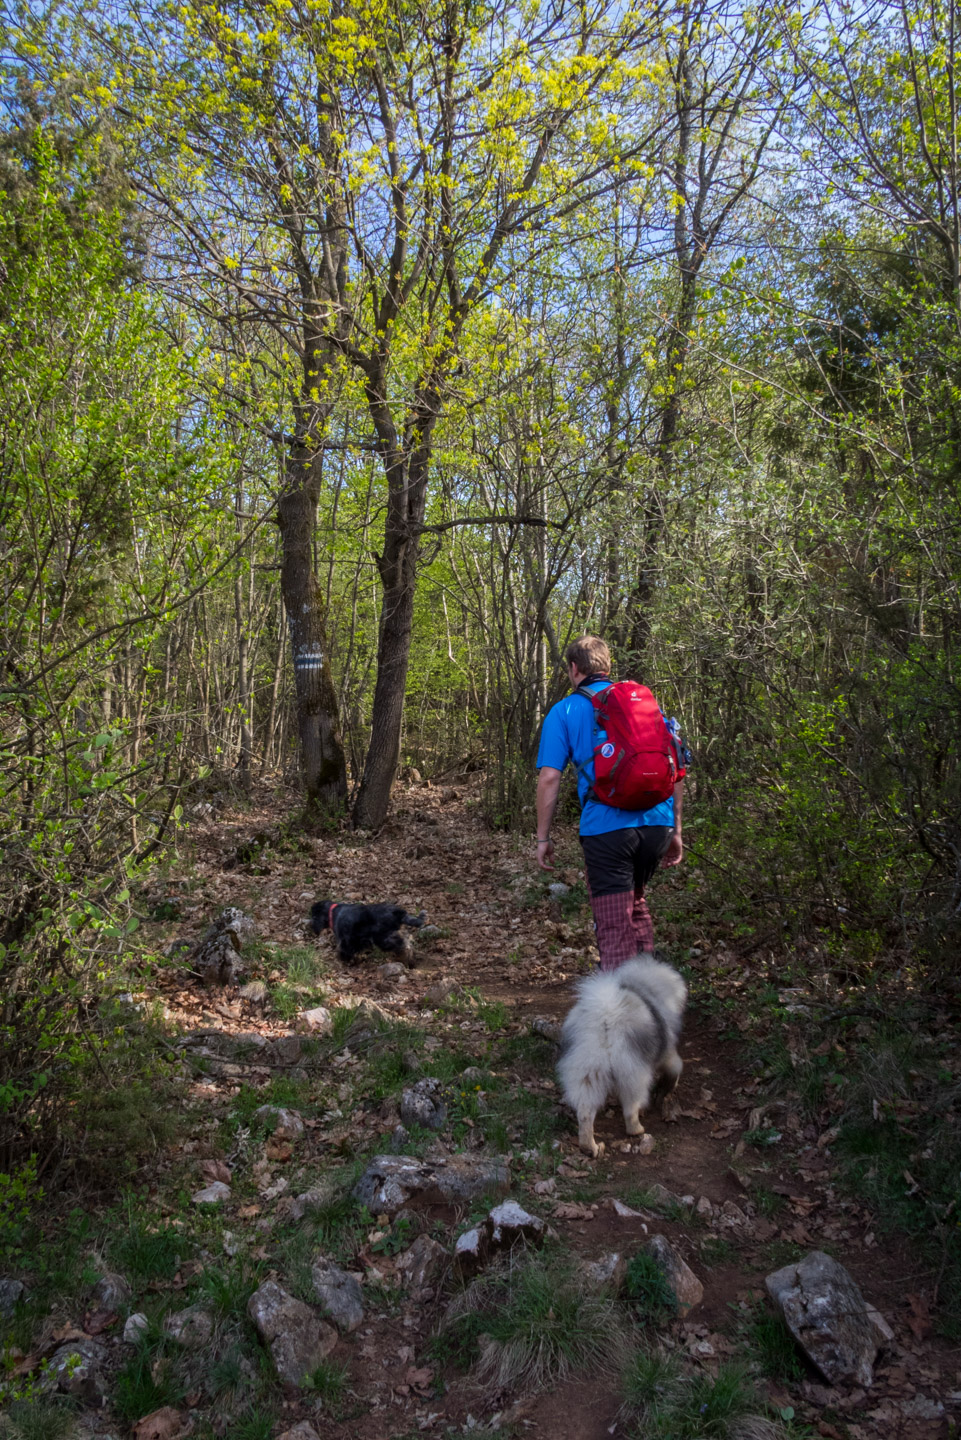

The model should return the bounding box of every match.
[575,681,680,811]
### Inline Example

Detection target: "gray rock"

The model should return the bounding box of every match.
[643,1183,677,1212]
[400,1077,448,1131]
[644,1234,704,1315]
[284,1182,337,1223]
[192,1181,231,1205]
[765,1250,889,1388]
[229,1031,270,1060]
[298,1005,332,1034]
[277,1425,323,1440]
[91,1271,131,1311]
[488,1201,545,1246]
[272,1035,304,1066]
[123,1312,149,1343]
[422,978,458,1006]
[579,1252,627,1292]
[548,882,570,897]
[389,1124,411,1153]
[190,908,255,986]
[252,1105,306,1141]
[354,1153,510,1216]
[164,1303,215,1346]
[0,1276,26,1317]
[377,962,408,983]
[416,925,443,941]
[44,1338,109,1403]
[437,1154,510,1205]
[461,1067,487,1084]
[531,1017,561,1042]
[396,1234,448,1296]
[453,1226,489,1277]
[247,1280,337,1387]
[311,1258,364,1333]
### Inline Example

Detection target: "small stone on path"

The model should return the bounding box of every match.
[191,1181,231,1205]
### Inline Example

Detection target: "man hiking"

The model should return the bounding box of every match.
[535,635,687,971]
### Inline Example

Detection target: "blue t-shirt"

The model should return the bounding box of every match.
[536,680,675,836]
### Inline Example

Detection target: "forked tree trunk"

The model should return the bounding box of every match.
[277,479,347,818]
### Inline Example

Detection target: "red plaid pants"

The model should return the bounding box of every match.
[581,825,672,972]
[585,880,654,971]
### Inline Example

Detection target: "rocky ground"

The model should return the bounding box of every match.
[2,776,959,1440]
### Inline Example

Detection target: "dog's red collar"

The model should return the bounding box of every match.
[327,903,339,930]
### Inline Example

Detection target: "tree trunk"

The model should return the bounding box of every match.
[277,476,347,818]
[352,432,430,829]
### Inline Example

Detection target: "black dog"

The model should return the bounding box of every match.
[310,900,427,967]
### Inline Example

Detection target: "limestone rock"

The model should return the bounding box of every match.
[488,1201,545,1246]
[531,1017,561,1043]
[0,1277,25,1318]
[284,1182,337,1223]
[644,1234,704,1315]
[765,1250,889,1388]
[422,978,458,1006]
[438,1154,510,1204]
[272,1035,303,1066]
[579,1252,627,1292]
[453,1226,489,1277]
[354,1153,509,1216]
[400,1077,448,1131]
[247,1281,337,1387]
[252,1105,306,1141]
[377,962,408,984]
[90,1270,131,1311]
[276,1425,322,1440]
[163,1304,215,1346]
[298,1006,332,1034]
[396,1235,449,1297]
[389,1124,411,1153]
[548,882,570,897]
[191,1181,231,1205]
[190,908,254,986]
[44,1338,109,1403]
[311,1258,364,1333]
[124,1313,149,1343]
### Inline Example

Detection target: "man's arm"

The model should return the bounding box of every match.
[536,767,562,871]
[660,778,684,867]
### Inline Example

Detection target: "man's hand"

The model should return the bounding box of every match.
[660,831,683,867]
[536,768,562,872]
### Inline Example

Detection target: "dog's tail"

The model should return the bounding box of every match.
[402,909,427,929]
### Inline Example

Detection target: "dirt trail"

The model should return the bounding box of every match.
[146,778,959,1440]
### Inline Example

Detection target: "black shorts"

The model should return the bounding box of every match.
[580,826,673,897]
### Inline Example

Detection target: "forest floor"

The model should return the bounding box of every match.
[4,775,960,1440]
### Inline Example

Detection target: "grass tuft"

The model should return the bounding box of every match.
[436,1253,632,1390]
[621,1352,786,1439]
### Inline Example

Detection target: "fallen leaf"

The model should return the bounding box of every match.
[50,1324,86,1344]
[83,1308,117,1335]
[405,1366,434,1392]
[201,1158,232,1184]
[132,1406,189,1440]
[236,1203,261,1219]
[611,1198,646,1218]
[265,1137,292,1162]
[905,1292,932,1340]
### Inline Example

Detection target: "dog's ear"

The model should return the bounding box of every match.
[309,901,329,935]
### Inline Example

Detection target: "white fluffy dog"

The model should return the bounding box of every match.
[556,956,687,1158]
